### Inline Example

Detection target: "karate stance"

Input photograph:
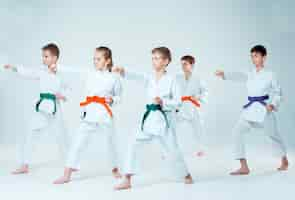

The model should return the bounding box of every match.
[3,43,69,174]
[215,45,289,175]
[175,55,208,157]
[54,46,122,184]
[113,47,193,190]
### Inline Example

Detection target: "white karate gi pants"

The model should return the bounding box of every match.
[18,105,68,165]
[233,112,287,159]
[65,121,118,169]
[123,113,189,178]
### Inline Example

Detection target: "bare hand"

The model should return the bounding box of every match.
[215,70,225,79]
[3,64,13,69]
[105,96,113,104]
[154,97,163,106]
[55,93,66,102]
[112,66,125,76]
[49,64,57,73]
[266,104,275,112]
[191,96,200,102]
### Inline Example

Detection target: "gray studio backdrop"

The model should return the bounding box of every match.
[0,0,294,155]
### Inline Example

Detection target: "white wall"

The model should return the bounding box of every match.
[0,0,294,151]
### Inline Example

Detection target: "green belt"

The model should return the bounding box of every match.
[35,93,57,115]
[141,104,169,131]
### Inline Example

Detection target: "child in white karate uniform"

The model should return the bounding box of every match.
[215,45,289,175]
[54,46,122,184]
[3,43,69,174]
[175,55,208,157]
[113,47,192,190]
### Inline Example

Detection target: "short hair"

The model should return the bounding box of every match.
[42,43,60,59]
[152,47,172,64]
[250,45,267,56]
[181,55,195,65]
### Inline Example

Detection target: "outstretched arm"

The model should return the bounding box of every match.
[112,67,149,84]
[2,64,41,80]
[58,65,89,76]
[215,69,248,83]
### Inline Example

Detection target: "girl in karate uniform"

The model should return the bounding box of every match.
[215,45,289,175]
[54,46,122,184]
[113,47,192,190]
[3,43,69,174]
[175,55,208,157]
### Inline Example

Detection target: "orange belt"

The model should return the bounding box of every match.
[181,96,201,108]
[80,96,113,118]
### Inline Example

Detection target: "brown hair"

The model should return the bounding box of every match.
[42,43,60,59]
[152,47,172,65]
[96,46,113,72]
[250,45,267,56]
[181,55,195,65]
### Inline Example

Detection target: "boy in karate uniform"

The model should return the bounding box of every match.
[175,55,208,157]
[3,43,69,174]
[215,45,289,175]
[113,47,193,190]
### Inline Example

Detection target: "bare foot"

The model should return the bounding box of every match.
[53,176,71,184]
[12,165,29,175]
[277,156,289,171]
[114,176,131,190]
[53,168,73,184]
[194,151,205,157]
[112,168,122,179]
[230,168,250,176]
[184,174,193,184]
[114,181,131,190]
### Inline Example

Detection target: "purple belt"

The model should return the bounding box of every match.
[243,95,269,109]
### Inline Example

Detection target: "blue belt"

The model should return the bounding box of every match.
[243,95,269,109]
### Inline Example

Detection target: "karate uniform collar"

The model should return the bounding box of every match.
[153,70,167,82]
[94,67,110,74]
[253,66,265,74]
[184,73,192,82]
[46,64,59,75]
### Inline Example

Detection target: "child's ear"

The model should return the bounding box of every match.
[54,56,58,62]
[107,58,112,65]
[164,59,169,67]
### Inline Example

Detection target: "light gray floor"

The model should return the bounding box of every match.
[0,143,294,200]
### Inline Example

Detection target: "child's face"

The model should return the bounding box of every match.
[251,52,266,67]
[152,52,168,71]
[42,50,58,66]
[181,60,193,73]
[93,50,110,70]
